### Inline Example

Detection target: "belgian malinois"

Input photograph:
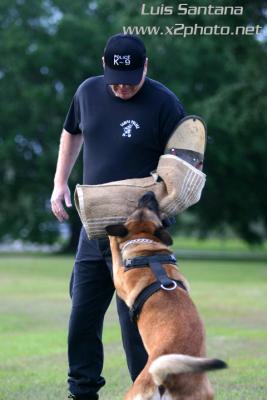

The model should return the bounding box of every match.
[106,192,227,400]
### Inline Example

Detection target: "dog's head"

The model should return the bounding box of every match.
[106,191,173,246]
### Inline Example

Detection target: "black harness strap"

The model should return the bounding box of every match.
[125,254,177,288]
[129,279,187,323]
[124,254,177,269]
[129,281,162,323]
[124,254,187,323]
[148,256,175,288]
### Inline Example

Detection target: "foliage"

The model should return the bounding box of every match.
[0,0,266,248]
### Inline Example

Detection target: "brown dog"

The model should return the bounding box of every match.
[106,192,227,400]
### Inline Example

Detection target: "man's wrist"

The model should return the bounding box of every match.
[54,178,68,186]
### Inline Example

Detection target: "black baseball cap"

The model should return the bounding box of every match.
[103,33,146,85]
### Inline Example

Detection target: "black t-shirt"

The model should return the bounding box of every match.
[64,76,185,184]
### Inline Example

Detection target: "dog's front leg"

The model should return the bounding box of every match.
[108,236,122,276]
[108,236,128,300]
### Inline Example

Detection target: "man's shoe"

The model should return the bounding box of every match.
[68,393,99,400]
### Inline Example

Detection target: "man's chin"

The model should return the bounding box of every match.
[115,91,135,100]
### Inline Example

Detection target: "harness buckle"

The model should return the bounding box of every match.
[160,280,177,291]
[125,259,132,267]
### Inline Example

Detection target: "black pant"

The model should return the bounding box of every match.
[68,228,148,399]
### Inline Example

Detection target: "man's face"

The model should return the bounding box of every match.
[110,81,143,100]
[103,59,148,100]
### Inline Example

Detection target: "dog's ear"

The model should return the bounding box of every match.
[105,224,129,237]
[154,227,173,246]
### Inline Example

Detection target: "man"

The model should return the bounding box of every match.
[51,33,185,400]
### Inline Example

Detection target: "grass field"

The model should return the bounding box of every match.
[0,255,266,399]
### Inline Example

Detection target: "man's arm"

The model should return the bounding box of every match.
[51,129,83,222]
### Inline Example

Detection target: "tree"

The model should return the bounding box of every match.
[0,0,266,250]
[0,0,114,248]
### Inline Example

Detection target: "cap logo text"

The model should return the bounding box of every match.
[114,55,131,66]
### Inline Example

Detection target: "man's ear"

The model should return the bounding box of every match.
[154,227,173,246]
[143,58,148,75]
[105,224,128,237]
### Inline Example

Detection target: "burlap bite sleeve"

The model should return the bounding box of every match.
[74,155,206,240]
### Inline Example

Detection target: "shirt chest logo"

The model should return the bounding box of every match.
[120,120,140,138]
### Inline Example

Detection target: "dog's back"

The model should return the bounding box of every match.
[124,258,218,400]
[107,192,227,399]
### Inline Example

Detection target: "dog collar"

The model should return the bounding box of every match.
[121,238,156,253]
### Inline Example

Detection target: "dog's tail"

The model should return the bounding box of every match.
[149,354,227,386]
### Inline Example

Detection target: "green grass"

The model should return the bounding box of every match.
[0,256,267,399]
[172,236,267,252]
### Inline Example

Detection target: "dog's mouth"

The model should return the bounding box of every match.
[137,191,161,218]
[106,192,173,246]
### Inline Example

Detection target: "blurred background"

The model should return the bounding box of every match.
[1,1,267,400]
[0,0,267,254]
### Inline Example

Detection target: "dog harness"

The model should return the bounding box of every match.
[123,253,187,323]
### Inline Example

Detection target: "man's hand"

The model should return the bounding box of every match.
[51,183,72,222]
[50,129,83,222]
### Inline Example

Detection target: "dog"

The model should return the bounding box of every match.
[106,192,227,400]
